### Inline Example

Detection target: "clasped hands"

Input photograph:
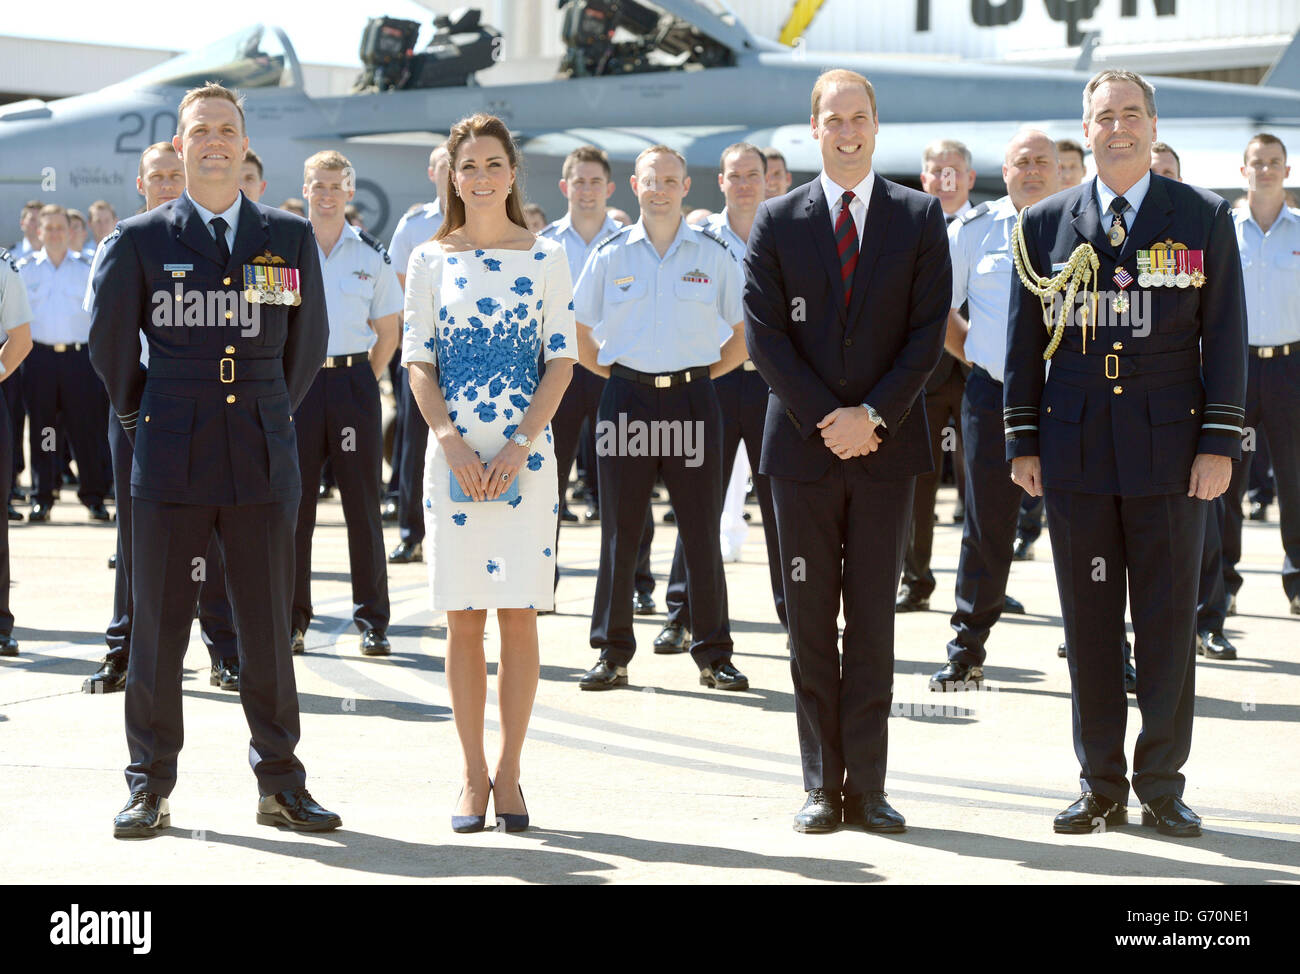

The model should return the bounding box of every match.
[817,405,881,460]
[441,433,527,502]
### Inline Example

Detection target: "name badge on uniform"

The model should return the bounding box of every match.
[1051,261,1068,273]
[164,263,192,278]
[614,275,635,292]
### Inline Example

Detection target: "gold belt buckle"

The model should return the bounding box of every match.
[220,357,235,383]
[1105,353,1120,379]
[53,343,67,353]
[1259,346,1274,359]
[654,374,671,389]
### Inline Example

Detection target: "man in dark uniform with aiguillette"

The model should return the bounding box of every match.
[1005,70,1247,838]
[90,83,339,837]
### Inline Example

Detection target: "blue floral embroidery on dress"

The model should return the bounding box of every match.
[424,337,436,354]
[545,431,552,443]
[452,512,467,525]
[483,257,502,271]
[424,498,432,509]
[536,300,544,310]
[513,302,529,320]
[543,547,552,557]
[548,333,567,352]
[509,393,529,410]
[488,376,506,398]
[508,495,523,508]
[448,410,457,421]
[502,424,518,440]
[474,400,497,422]
[503,408,513,419]
[526,452,543,471]
[456,425,468,435]
[475,249,485,257]
[454,277,467,289]
[552,503,558,514]
[534,251,546,260]
[567,300,574,311]
[439,306,447,321]
[477,297,501,316]
[486,560,500,574]
[510,277,533,296]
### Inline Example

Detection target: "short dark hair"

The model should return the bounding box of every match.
[1055,138,1085,162]
[1150,141,1181,175]
[1245,132,1288,163]
[719,142,767,175]
[177,82,246,137]
[244,148,264,180]
[562,145,612,181]
[761,147,788,169]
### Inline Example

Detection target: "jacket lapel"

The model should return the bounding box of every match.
[229,194,272,272]
[172,194,224,267]
[804,179,847,323]
[1071,178,1112,256]
[845,174,892,332]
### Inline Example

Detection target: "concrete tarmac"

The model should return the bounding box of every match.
[2,484,1298,885]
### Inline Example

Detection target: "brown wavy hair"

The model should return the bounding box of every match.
[434,113,527,240]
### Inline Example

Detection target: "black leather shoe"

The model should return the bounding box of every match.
[952,499,965,523]
[895,589,930,612]
[0,633,18,657]
[1291,594,1300,617]
[662,508,676,524]
[1057,641,1068,658]
[7,504,21,522]
[793,788,842,833]
[319,484,334,500]
[210,657,239,691]
[1054,792,1128,833]
[291,629,305,655]
[929,660,983,691]
[699,660,749,691]
[844,791,906,832]
[1197,630,1237,661]
[1247,500,1268,521]
[579,659,627,690]
[380,499,398,522]
[107,552,116,570]
[388,540,423,564]
[83,655,127,692]
[1226,593,1237,616]
[1003,594,1026,614]
[584,503,600,522]
[1141,794,1202,837]
[559,508,579,522]
[360,629,391,656]
[113,792,170,838]
[1011,537,1034,561]
[28,502,51,523]
[256,788,342,832]
[633,590,656,615]
[87,502,111,522]
[652,622,689,654]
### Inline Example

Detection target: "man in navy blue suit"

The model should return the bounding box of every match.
[745,68,950,834]
[90,84,340,838]
[1005,70,1246,838]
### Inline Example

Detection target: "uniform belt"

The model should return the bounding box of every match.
[1049,347,1201,379]
[147,358,284,383]
[1251,342,1295,359]
[322,353,369,369]
[610,363,711,388]
[742,360,758,372]
[36,341,87,353]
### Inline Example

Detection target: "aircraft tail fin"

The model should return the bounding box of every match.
[1262,28,1300,89]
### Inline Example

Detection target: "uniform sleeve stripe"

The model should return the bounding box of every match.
[1201,423,1243,433]
[1005,424,1038,435]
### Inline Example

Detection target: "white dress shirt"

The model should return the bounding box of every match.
[1095,170,1151,231]
[819,169,875,242]
[184,190,241,251]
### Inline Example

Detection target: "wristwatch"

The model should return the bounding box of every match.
[511,432,532,449]
[862,403,886,429]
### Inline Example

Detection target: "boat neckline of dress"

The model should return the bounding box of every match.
[433,242,542,255]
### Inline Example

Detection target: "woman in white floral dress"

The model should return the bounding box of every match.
[402,114,575,832]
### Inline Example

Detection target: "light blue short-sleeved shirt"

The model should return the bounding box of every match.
[1,248,33,343]
[704,209,748,263]
[539,213,621,286]
[18,248,93,344]
[1234,204,1300,347]
[389,200,443,279]
[572,217,740,374]
[949,195,1018,382]
[319,223,404,356]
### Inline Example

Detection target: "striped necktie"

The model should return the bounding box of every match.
[834,190,858,308]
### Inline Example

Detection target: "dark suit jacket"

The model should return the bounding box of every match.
[1004,174,1247,496]
[89,193,328,506]
[743,174,951,482]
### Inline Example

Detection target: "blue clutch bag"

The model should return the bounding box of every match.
[450,470,520,504]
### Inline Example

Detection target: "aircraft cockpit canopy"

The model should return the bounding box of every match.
[126,25,301,91]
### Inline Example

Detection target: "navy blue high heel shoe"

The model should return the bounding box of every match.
[452,780,491,833]
[495,783,529,833]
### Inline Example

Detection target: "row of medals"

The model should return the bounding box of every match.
[244,287,300,306]
[1114,269,1194,315]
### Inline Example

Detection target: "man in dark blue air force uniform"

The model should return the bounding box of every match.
[90,84,339,838]
[1005,70,1246,839]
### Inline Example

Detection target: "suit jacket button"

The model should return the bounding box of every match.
[838,378,847,386]
[1113,385,1123,395]
[1046,406,1052,413]
[225,345,236,354]
[144,415,150,422]
[226,394,236,404]
[1112,341,1123,351]
[844,338,852,346]
[223,277,231,285]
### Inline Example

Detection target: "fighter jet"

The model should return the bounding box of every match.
[3,0,1299,239]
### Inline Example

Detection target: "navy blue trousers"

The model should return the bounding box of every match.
[22,343,110,506]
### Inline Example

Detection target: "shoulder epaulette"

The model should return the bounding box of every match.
[0,247,16,273]
[697,226,731,252]
[959,201,993,225]
[596,225,632,250]
[357,228,392,264]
